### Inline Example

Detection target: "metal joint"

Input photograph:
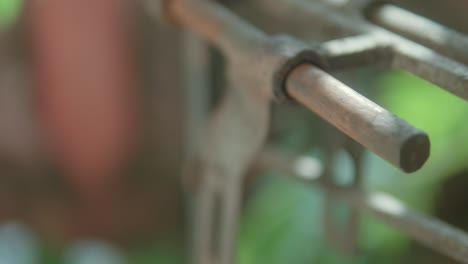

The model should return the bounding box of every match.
[269,34,329,102]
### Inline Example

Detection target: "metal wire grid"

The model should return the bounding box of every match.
[143,0,468,263]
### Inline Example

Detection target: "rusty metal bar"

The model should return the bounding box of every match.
[367,3,468,65]
[319,134,363,253]
[192,169,218,264]
[218,174,243,264]
[167,0,269,60]
[187,75,271,264]
[393,44,468,98]
[257,150,468,263]
[255,0,468,101]
[182,31,210,155]
[165,0,429,172]
[286,64,429,172]
[182,31,212,264]
[320,33,391,70]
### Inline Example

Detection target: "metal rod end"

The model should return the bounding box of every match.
[400,132,430,172]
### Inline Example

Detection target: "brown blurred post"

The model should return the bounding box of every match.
[27,0,141,236]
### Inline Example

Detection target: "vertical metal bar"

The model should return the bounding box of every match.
[218,175,242,264]
[192,169,218,264]
[321,128,344,250]
[344,141,364,253]
[322,131,362,253]
[182,30,212,264]
[182,31,211,155]
[188,73,270,264]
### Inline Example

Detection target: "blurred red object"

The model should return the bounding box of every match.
[27,0,141,235]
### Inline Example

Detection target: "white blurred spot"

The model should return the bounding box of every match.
[0,222,39,264]
[294,156,323,180]
[369,193,406,216]
[65,241,125,264]
[331,149,354,186]
[323,0,349,7]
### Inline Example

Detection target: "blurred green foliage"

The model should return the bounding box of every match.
[127,241,184,264]
[0,0,21,29]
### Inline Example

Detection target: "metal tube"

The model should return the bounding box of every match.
[367,4,468,65]
[192,170,218,264]
[168,0,269,58]
[218,175,243,264]
[359,191,468,264]
[286,64,429,172]
[393,44,468,100]
[321,33,392,70]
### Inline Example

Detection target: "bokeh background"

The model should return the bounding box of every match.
[0,0,467,263]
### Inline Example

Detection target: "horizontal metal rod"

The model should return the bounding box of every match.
[257,150,468,263]
[286,64,429,172]
[345,189,468,264]
[393,44,468,100]
[253,0,368,36]
[367,3,468,65]
[166,0,430,172]
[320,33,392,70]
[168,0,269,62]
